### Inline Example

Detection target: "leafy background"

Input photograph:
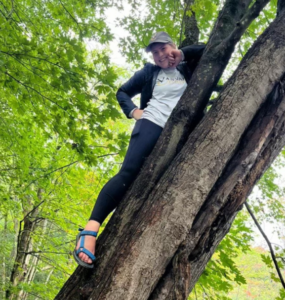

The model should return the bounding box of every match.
[0,0,284,299]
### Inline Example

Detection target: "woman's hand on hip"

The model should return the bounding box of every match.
[133,109,144,120]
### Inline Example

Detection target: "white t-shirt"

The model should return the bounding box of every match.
[141,68,187,128]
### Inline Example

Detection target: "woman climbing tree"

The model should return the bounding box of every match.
[73,31,205,268]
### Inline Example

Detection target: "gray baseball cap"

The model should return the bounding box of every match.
[145,32,174,52]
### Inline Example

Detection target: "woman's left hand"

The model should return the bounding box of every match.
[168,49,183,68]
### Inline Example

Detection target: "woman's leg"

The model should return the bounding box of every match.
[76,119,163,263]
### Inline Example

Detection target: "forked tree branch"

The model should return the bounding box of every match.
[223,0,271,48]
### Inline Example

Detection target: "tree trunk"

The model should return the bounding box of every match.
[150,78,285,299]
[18,254,39,300]
[2,215,8,300]
[56,7,285,300]
[6,189,44,300]
[180,0,199,48]
[6,208,38,299]
[18,218,48,300]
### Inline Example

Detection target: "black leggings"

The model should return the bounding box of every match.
[89,119,163,224]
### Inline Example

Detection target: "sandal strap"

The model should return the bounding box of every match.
[78,229,97,237]
[76,247,96,261]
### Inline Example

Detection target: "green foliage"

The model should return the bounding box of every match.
[189,211,253,299]
[0,0,127,163]
[227,247,282,300]
[189,243,283,300]
[0,116,130,298]
[0,0,133,298]
[188,149,285,299]
[117,0,222,67]
[118,0,183,67]
[1,0,285,299]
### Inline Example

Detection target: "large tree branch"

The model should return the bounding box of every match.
[179,0,199,47]
[150,71,285,300]
[223,0,273,48]
[149,92,285,298]
[208,0,252,46]
[187,105,285,292]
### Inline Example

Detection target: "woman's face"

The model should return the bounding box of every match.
[151,43,175,69]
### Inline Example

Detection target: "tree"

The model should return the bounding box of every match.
[55,0,285,299]
[0,0,130,298]
[1,0,285,299]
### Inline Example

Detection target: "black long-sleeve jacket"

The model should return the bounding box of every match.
[116,44,205,119]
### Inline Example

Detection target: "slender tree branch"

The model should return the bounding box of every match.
[29,254,72,276]
[179,0,192,46]
[276,256,285,263]
[24,291,46,300]
[271,243,285,250]
[42,153,118,178]
[0,51,73,73]
[23,161,79,191]
[5,71,68,112]
[0,167,19,171]
[262,10,271,26]
[24,201,45,220]
[0,0,9,13]
[6,0,14,18]
[20,250,70,255]
[1,51,101,101]
[198,283,209,297]
[245,201,285,290]
[0,7,7,19]
[24,153,119,191]
[41,160,80,178]
[1,50,75,95]
[59,0,79,27]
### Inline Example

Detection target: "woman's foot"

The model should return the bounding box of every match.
[76,220,100,264]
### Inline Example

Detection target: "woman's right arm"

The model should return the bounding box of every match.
[116,67,146,119]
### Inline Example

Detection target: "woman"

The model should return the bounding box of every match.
[73,31,205,268]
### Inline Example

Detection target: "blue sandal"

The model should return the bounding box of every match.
[73,228,97,268]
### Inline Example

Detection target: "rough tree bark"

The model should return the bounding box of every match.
[180,0,199,47]
[2,214,8,300]
[56,1,285,300]
[6,189,44,300]
[150,76,285,299]
[18,218,48,300]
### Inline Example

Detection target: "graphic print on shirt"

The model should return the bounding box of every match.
[140,68,187,128]
[156,74,185,86]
